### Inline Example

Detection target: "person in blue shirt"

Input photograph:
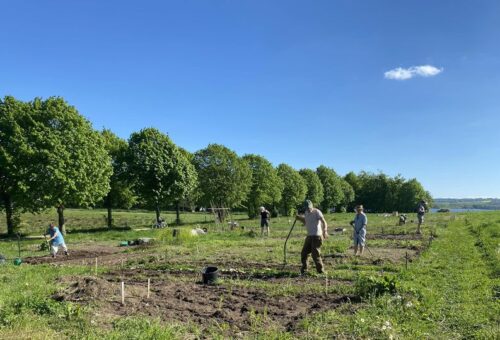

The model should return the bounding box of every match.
[45,223,69,257]
[350,205,367,256]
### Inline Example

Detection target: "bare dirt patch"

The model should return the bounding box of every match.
[53,275,360,333]
[367,233,423,241]
[23,244,132,265]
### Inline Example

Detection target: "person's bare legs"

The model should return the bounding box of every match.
[359,246,364,255]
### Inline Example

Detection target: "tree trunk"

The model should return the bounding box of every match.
[2,193,15,236]
[175,201,181,225]
[57,204,66,235]
[155,205,161,224]
[107,206,113,228]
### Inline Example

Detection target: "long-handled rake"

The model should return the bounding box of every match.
[351,225,374,257]
[43,234,52,255]
[283,218,298,267]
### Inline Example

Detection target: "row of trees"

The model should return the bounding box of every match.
[1,96,432,235]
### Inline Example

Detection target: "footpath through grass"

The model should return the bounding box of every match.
[303,215,500,339]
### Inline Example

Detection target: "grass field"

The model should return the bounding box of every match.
[0,209,498,339]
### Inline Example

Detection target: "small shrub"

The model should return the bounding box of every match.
[355,275,398,298]
[158,228,195,245]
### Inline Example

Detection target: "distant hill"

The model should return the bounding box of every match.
[434,198,500,210]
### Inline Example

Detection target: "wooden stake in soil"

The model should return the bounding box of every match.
[147,278,151,299]
[405,251,408,270]
[95,257,98,276]
[121,282,125,305]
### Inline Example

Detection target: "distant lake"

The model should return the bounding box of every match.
[430,208,493,213]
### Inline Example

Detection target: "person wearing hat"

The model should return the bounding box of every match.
[260,206,271,236]
[45,223,69,258]
[295,200,328,274]
[416,200,427,234]
[351,205,367,256]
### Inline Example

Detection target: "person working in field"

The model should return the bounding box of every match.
[416,200,427,234]
[260,206,271,236]
[350,205,367,256]
[45,223,69,258]
[295,200,328,274]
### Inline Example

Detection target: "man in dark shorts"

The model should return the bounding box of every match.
[260,206,271,236]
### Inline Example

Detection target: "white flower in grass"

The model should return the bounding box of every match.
[405,301,413,308]
[381,321,392,331]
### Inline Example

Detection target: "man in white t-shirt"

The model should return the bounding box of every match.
[295,200,328,274]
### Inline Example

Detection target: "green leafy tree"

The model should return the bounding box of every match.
[344,171,360,211]
[0,97,36,235]
[398,178,433,212]
[2,97,113,234]
[351,172,432,213]
[299,169,324,207]
[277,164,307,216]
[339,179,355,212]
[316,165,344,212]
[243,154,283,218]
[101,129,137,228]
[193,144,252,212]
[128,128,197,224]
[355,172,390,212]
[31,97,113,234]
[177,147,200,215]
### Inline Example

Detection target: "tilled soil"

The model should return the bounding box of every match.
[367,233,424,241]
[24,249,114,265]
[23,244,150,266]
[53,275,360,333]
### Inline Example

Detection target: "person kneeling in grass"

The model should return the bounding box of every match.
[350,205,367,256]
[45,223,69,258]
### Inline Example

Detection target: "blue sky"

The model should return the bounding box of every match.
[1,0,499,198]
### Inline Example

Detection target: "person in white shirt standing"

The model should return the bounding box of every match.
[295,200,328,274]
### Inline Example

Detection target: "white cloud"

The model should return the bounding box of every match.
[384,65,443,80]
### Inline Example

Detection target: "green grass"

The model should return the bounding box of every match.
[0,209,498,339]
[297,214,500,339]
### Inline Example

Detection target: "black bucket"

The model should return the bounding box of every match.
[201,266,219,284]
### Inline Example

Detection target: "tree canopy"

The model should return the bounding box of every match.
[243,154,283,218]
[128,128,197,223]
[101,129,137,227]
[0,96,37,234]
[0,97,113,234]
[316,165,344,212]
[193,144,252,209]
[1,94,436,236]
[277,163,307,216]
[299,169,324,208]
